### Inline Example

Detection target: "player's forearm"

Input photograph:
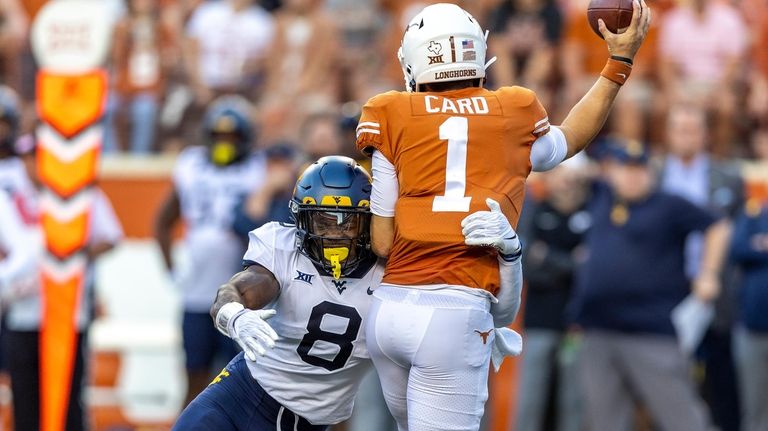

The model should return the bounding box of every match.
[492,256,523,327]
[371,215,394,257]
[210,266,280,321]
[558,77,621,158]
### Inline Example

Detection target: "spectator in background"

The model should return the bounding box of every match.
[486,0,561,106]
[515,154,591,431]
[741,127,768,206]
[184,0,274,107]
[742,0,768,127]
[259,0,340,142]
[300,112,343,160]
[154,96,266,406]
[729,201,768,431]
[110,0,177,154]
[0,186,38,307]
[570,139,729,431]
[0,86,34,206]
[4,135,123,431]
[658,0,748,156]
[559,0,669,142]
[659,104,744,431]
[0,0,27,97]
[232,142,299,238]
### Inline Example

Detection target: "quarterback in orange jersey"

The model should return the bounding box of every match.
[355,2,651,430]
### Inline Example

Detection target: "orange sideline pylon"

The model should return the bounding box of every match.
[36,70,106,431]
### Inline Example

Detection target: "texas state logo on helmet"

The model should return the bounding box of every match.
[398,3,490,92]
[202,95,255,166]
[291,156,373,279]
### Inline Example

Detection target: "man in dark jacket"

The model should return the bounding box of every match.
[570,138,730,431]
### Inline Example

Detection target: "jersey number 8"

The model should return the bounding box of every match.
[297,301,362,371]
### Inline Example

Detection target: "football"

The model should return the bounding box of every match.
[587,0,634,39]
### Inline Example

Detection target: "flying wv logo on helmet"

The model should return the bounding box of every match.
[397,3,497,92]
[290,156,373,281]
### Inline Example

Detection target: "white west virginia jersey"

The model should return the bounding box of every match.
[173,146,266,312]
[242,222,385,425]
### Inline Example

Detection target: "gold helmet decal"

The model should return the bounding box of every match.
[320,195,353,206]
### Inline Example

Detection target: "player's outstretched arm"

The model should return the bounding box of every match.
[558,0,651,158]
[211,265,281,361]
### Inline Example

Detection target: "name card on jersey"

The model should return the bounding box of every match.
[411,94,502,116]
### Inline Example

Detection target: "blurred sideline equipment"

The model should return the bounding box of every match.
[30,1,112,430]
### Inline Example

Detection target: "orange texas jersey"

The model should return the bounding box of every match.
[356,86,549,295]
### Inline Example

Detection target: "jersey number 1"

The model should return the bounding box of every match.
[432,116,472,212]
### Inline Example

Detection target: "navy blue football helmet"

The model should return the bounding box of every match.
[291,156,373,279]
[202,95,254,166]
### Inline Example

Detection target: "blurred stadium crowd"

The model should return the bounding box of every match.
[0,0,766,430]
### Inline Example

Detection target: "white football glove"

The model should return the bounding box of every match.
[216,302,279,361]
[461,198,521,259]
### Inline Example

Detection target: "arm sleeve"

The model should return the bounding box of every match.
[0,192,39,291]
[371,150,398,217]
[492,256,523,327]
[530,126,568,172]
[672,195,718,236]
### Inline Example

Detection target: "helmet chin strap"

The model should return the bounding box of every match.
[485,56,497,71]
[484,29,497,71]
[324,247,349,279]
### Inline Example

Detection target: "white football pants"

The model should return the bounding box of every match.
[366,283,494,431]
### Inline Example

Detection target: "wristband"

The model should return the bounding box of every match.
[499,238,522,262]
[600,58,633,86]
[215,302,245,337]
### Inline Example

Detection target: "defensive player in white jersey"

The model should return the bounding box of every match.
[173,159,525,430]
[155,95,266,404]
[173,156,384,430]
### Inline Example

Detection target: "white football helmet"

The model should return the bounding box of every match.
[398,3,492,92]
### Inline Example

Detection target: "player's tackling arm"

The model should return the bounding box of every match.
[210,264,281,361]
[210,264,280,320]
[558,0,651,158]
